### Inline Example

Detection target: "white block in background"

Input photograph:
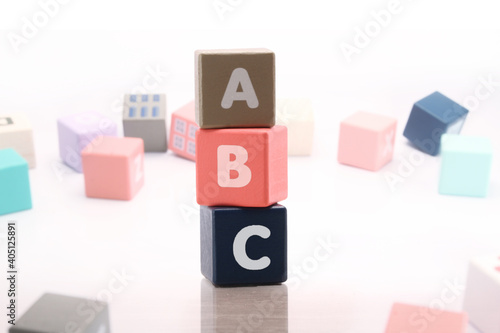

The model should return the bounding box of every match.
[0,114,36,168]
[276,98,314,156]
[463,256,500,333]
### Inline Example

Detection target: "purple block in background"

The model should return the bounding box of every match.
[57,112,117,172]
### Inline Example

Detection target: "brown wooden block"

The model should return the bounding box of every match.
[195,48,275,129]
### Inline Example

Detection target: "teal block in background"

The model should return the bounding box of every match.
[0,148,32,215]
[439,135,493,197]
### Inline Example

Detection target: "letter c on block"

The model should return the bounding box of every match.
[233,225,271,270]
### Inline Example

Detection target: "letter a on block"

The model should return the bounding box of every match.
[221,68,259,109]
[233,225,271,270]
[217,145,252,188]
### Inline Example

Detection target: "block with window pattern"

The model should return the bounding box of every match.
[123,93,167,152]
[169,101,198,161]
[0,114,36,168]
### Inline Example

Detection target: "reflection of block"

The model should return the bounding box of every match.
[169,101,198,161]
[384,303,467,333]
[439,135,492,197]
[464,256,500,333]
[0,149,32,215]
[82,136,144,200]
[195,48,275,129]
[403,91,468,156]
[123,94,167,152]
[0,114,36,168]
[200,204,287,286]
[276,98,314,156]
[57,112,117,172]
[337,111,397,171]
[196,126,287,207]
[201,279,288,332]
[10,293,110,333]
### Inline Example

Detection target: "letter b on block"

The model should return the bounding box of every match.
[195,48,275,129]
[217,145,251,188]
[196,126,288,207]
[200,204,287,286]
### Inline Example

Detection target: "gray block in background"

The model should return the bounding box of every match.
[123,94,167,152]
[10,293,110,333]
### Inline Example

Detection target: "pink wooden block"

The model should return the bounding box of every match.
[385,303,468,333]
[169,101,198,161]
[81,136,144,200]
[337,111,397,171]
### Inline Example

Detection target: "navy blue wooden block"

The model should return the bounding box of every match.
[403,91,468,156]
[200,204,287,286]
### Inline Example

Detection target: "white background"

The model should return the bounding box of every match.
[1,0,500,332]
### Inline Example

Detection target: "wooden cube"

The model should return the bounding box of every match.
[403,91,469,156]
[201,279,288,331]
[169,101,198,161]
[82,136,144,200]
[200,204,287,286]
[195,48,275,129]
[276,98,314,156]
[338,111,397,171]
[0,114,36,168]
[196,126,287,207]
[57,112,117,172]
[439,134,492,197]
[10,293,110,333]
[384,303,467,333]
[123,94,167,152]
[464,256,500,333]
[0,149,32,215]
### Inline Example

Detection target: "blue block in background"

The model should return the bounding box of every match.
[0,148,32,215]
[439,134,493,197]
[403,91,469,156]
[201,204,287,286]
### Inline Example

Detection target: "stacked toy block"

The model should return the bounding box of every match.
[169,101,198,161]
[195,48,288,286]
[0,114,36,168]
[10,293,110,333]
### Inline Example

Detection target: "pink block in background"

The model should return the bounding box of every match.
[169,101,198,161]
[337,111,397,171]
[385,303,468,333]
[82,136,144,200]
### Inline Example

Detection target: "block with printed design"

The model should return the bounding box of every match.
[195,48,275,129]
[123,93,167,152]
[169,101,198,161]
[0,114,36,168]
[57,112,117,172]
[201,204,287,286]
[196,126,287,207]
[337,111,397,171]
[82,136,144,200]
